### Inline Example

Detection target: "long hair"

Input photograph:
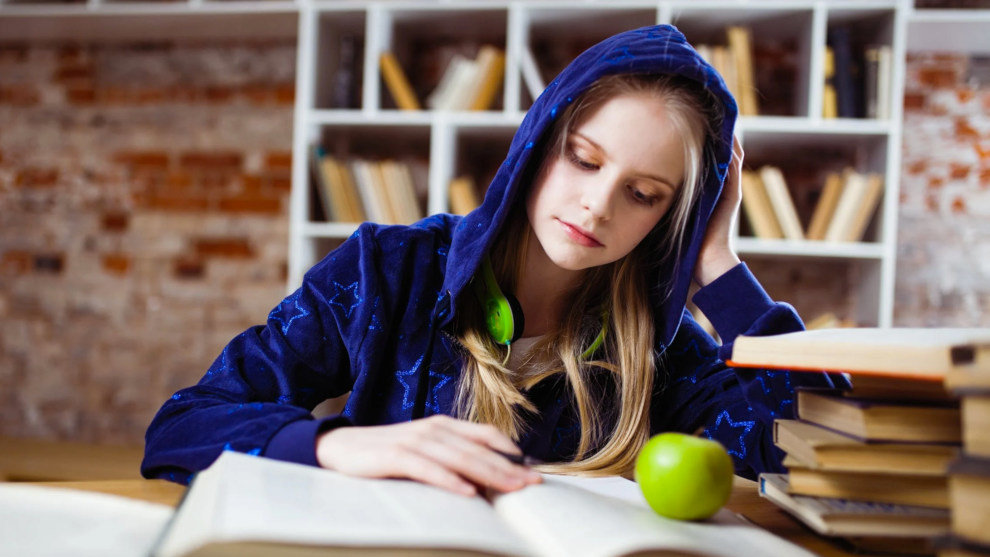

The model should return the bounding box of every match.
[454,73,722,476]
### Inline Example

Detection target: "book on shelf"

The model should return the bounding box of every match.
[330,33,363,109]
[843,373,955,402]
[758,166,803,240]
[311,147,367,224]
[739,169,784,239]
[822,46,838,119]
[796,389,962,444]
[728,327,990,378]
[310,144,338,222]
[758,473,950,539]
[823,170,884,243]
[806,171,844,241]
[448,175,481,216]
[774,419,958,476]
[864,45,892,120]
[726,26,759,116]
[784,457,950,509]
[152,451,817,557]
[426,45,505,112]
[827,25,862,119]
[380,51,421,111]
[948,455,990,547]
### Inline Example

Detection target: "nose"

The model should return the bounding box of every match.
[580,174,620,221]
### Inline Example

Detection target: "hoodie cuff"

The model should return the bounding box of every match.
[691,262,777,343]
[264,415,353,466]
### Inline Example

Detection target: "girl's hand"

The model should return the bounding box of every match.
[315,415,542,496]
[695,136,743,286]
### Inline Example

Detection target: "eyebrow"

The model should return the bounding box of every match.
[571,132,679,191]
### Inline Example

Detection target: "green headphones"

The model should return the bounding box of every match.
[471,256,608,360]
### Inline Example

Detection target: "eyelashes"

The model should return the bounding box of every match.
[564,146,661,207]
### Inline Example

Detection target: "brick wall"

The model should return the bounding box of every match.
[0,41,296,444]
[898,52,990,326]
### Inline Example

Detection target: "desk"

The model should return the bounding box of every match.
[30,475,858,557]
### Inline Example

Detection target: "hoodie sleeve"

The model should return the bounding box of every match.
[650,262,848,480]
[141,226,380,484]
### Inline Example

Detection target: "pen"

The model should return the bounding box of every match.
[495,450,543,467]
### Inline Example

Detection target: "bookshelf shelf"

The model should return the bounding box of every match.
[736,238,887,260]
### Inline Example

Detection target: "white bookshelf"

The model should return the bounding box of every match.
[289,0,911,328]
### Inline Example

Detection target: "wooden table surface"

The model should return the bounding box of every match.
[27,475,858,556]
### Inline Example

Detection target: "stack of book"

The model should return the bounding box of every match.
[694,25,759,116]
[729,328,990,555]
[380,45,505,112]
[941,347,990,556]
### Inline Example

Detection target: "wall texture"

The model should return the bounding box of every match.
[0,44,987,447]
[898,52,990,326]
[0,42,296,444]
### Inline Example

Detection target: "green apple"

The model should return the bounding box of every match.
[634,432,734,521]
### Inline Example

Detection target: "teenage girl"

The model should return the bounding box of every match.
[143,24,841,495]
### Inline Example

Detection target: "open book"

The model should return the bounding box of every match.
[153,451,814,557]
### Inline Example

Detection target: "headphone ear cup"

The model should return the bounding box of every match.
[503,292,525,344]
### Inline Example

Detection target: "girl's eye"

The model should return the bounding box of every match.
[629,186,659,207]
[566,148,599,171]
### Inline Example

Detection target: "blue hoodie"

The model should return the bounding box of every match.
[142,24,841,484]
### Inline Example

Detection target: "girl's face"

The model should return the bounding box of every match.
[526,93,686,273]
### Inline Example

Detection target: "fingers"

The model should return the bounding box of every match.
[315,416,542,497]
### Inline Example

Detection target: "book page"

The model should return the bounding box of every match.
[0,483,173,557]
[492,474,817,557]
[157,452,530,557]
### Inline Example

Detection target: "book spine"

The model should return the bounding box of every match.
[380,52,421,111]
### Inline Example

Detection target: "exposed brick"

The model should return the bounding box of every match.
[925,193,939,212]
[268,175,291,191]
[218,195,282,214]
[173,256,205,279]
[275,84,295,105]
[908,160,927,175]
[34,253,65,274]
[950,163,971,180]
[955,117,979,139]
[101,254,130,275]
[114,151,170,170]
[15,167,59,188]
[146,193,210,212]
[0,85,41,106]
[101,211,129,232]
[242,84,273,104]
[977,143,990,161]
[903,92,926,110]
[205,86,233,103]
[928,176,945,189]
[54,64,93,82]
[0,149,4,164]
[193,238,254,258]
[65,85,96,104]
[179,152,243,171]
[980,167,990,185]
[918,67,959,89]
[265,151,292,171]
[958,88,976,104]
[951,197,967,213]
[1,250,33,274]
[167,171,193,190]
[241,174,263,193]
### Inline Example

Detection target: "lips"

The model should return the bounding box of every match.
[557,219,604,248]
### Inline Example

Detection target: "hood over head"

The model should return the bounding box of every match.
[443,24,738,348]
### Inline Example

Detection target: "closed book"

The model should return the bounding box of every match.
[796,389,961,444]
[774,419,958,475]
[962,393,990,458]
[309,145,337,222]
[823,169,868,242]
[729,327,990,379]
[822,47,838,119]
[468,45,505,111]
[784,460,949,509]
[151,451,817,557]
[726,26,758,116]
[759,166,803,240]
[448,175,480,215]
[759,473,950,538]
[806,172,844,241]
[740,169,784,239]
[948,456,990,546]
[841,172,884,242]
[843,373,954,403]
[379,51,421,111]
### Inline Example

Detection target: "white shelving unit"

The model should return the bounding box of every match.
[288,0,911,328]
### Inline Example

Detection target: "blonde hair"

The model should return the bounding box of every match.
[454,73,721,476]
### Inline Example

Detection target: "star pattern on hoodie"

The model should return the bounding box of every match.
[396,355,425,410]
[328,281,362,319]
[708,409,755,460]
[269,291,311,336]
